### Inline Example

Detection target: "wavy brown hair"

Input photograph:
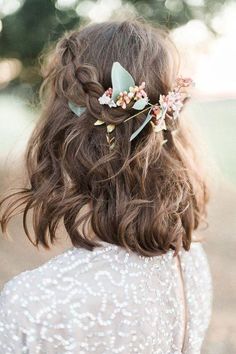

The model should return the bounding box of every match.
[0,20,209,257]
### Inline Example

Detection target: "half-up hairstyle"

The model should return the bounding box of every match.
[0,20,209,257]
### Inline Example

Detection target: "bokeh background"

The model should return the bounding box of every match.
[0,1,235,353]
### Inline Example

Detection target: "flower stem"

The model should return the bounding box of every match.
[123,105,153,123]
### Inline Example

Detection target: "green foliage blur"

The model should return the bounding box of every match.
[0,0,231,91]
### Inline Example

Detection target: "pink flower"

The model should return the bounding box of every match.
[116,82,148,109]
[150,105,166,132]
[116,91,132,109]
[151,105,162,120]
[176,77,194,89]
[159,91,183,120]
[98,88,116,107]
[99,81,148,110]
[130,82,148,101]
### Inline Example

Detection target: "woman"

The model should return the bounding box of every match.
[0,20,212,353]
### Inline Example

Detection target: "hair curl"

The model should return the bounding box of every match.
[0,20,209,257]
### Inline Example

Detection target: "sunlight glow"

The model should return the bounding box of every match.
[0,0,23,17]
[76,0,122,22]
[55,0,77,10]
[171,8,236,99]
[185,0,204,6]
[0,59,22,87]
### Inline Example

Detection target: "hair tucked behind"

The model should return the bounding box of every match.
[0,20,209,257]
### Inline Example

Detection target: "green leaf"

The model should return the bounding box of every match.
[111,62,135,100]
[132,98,148,110]
[130,108,153,141]
[69,101,86,117]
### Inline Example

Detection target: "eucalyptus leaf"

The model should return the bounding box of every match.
[111,62,135,100]
[132,98,148,110]
[68,101,86,117]
[130,108,153,141]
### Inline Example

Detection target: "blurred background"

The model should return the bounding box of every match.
[0,0,235,353]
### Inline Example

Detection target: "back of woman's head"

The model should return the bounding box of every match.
[0,19,209,256]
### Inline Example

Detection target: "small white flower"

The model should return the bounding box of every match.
[156,118,167,132]
[108,99,117,108]
[98,93,117,108]
[159,91,184,119]
[172,100,183,119]
[98,93,111,105]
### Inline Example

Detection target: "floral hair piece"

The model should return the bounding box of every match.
[68,62,194,149]
[98,82,148,109]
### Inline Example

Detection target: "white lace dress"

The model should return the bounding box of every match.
[0,240,213,354]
